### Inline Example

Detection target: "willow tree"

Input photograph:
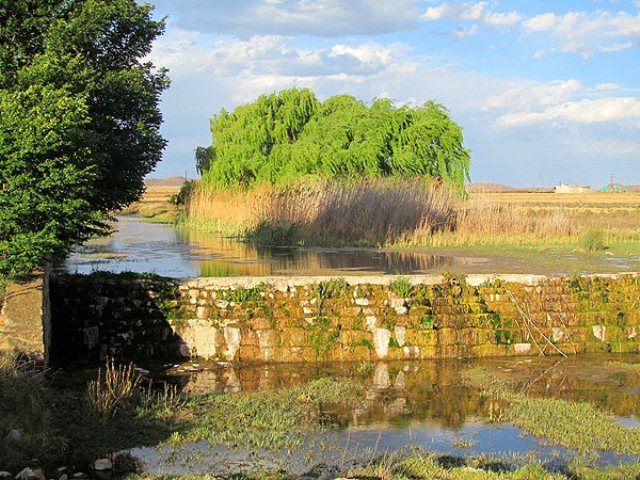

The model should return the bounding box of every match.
[201,88,470,191]
[0,0,168,277]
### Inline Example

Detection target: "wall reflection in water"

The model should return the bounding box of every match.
[163,356,640,432]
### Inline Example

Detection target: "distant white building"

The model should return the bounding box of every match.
[555,183,591,194]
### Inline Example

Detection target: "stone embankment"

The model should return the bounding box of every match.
[48,272,640,365]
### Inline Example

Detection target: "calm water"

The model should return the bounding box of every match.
[131,355,640,476]
[59,216,492,277]
[58,216,640,277]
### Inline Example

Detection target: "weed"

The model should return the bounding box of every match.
[221,286,263,302]
[391,277,413,298]
[87,359,141,420]
[579,229,607,252]
[309,315,340,355]
[315,278,348,302]
[465,367,640,455]
[419,316,435,329]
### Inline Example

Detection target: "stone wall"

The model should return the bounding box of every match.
[50,272,640,365]
[0,269,50,362]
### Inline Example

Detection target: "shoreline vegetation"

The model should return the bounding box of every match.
[129,179,640,260]
[4,353,640,480]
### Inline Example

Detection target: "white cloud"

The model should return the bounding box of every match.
[595,82,620,91]
[421,1,520,28]
[484,79,583,111]
[495,97,640,128]
[522,12,557,32]
[523,10,640,57]
[153,0,421,37]
[599,41,634,52]
[483,12,522,27]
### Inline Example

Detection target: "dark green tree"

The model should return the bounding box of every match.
[0,0,169,277]
[195,146,215,176]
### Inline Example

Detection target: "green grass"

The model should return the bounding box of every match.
[464,367,640,455]
[164,377,359,453]
[579,229,607,252]
[391,276,413,298]
[123,449,640,480]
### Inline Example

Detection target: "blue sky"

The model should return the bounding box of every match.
[147,0,640,187]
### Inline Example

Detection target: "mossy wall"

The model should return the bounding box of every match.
[50,273,640,364]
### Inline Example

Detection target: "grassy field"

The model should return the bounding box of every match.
[120,185,180,223]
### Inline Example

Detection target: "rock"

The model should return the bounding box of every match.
[72,473,87,479]
[318,465,340,480]
[4,429,22,442]
[393,306,408,315]
[390,298,406,308]
[58,475,68,480]
[354,298,369,306]
[0,472,12,480]
[15,469,36,480]
[93,460,112,472]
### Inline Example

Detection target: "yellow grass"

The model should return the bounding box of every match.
[186,178,459,245]
[119,185,181,222]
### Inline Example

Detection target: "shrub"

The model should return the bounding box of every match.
[579,229,607,252]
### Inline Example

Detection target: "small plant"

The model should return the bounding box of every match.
[391,277,413,298]
[170,179,197,207]
[388,337,401,349]
[309,315,340,355]
[222,286,263,302]
[355,361,374,375]
[452,438,477,449]
[420,316,435,329]
[579,228,607,252]
[315,278,348,301]
[87,359,141,420]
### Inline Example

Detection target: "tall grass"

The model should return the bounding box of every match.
[185,178,577,247]
[0,353,61,469]
[87,359,141,420]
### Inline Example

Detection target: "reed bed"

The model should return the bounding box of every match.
[185,178,595,247]
[187,178,459,245]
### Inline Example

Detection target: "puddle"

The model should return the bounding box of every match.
[129,355,640,476]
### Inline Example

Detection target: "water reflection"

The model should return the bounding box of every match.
[59,216,484,276]
[134,355,640,476]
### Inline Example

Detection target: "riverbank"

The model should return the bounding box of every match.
[126,183,640,264]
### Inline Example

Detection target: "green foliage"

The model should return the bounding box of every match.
[0,0,168,277]
[419,316,435,329]
[315,278,349,301]
[391,277,413,298]
[221,286,263,303]
[579,229,607,252]
[201,89,470,191]
[245,221,301,245]
[171,180,197,207]
[194,146,215,176]
[308,315,340,355]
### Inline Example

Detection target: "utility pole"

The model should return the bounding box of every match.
[610,173,615,193]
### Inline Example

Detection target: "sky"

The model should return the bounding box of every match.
[147,0,640,187]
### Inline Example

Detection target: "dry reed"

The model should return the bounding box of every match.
[87,358,141,419]
[186,178,580,247]
[187,178,458,245]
